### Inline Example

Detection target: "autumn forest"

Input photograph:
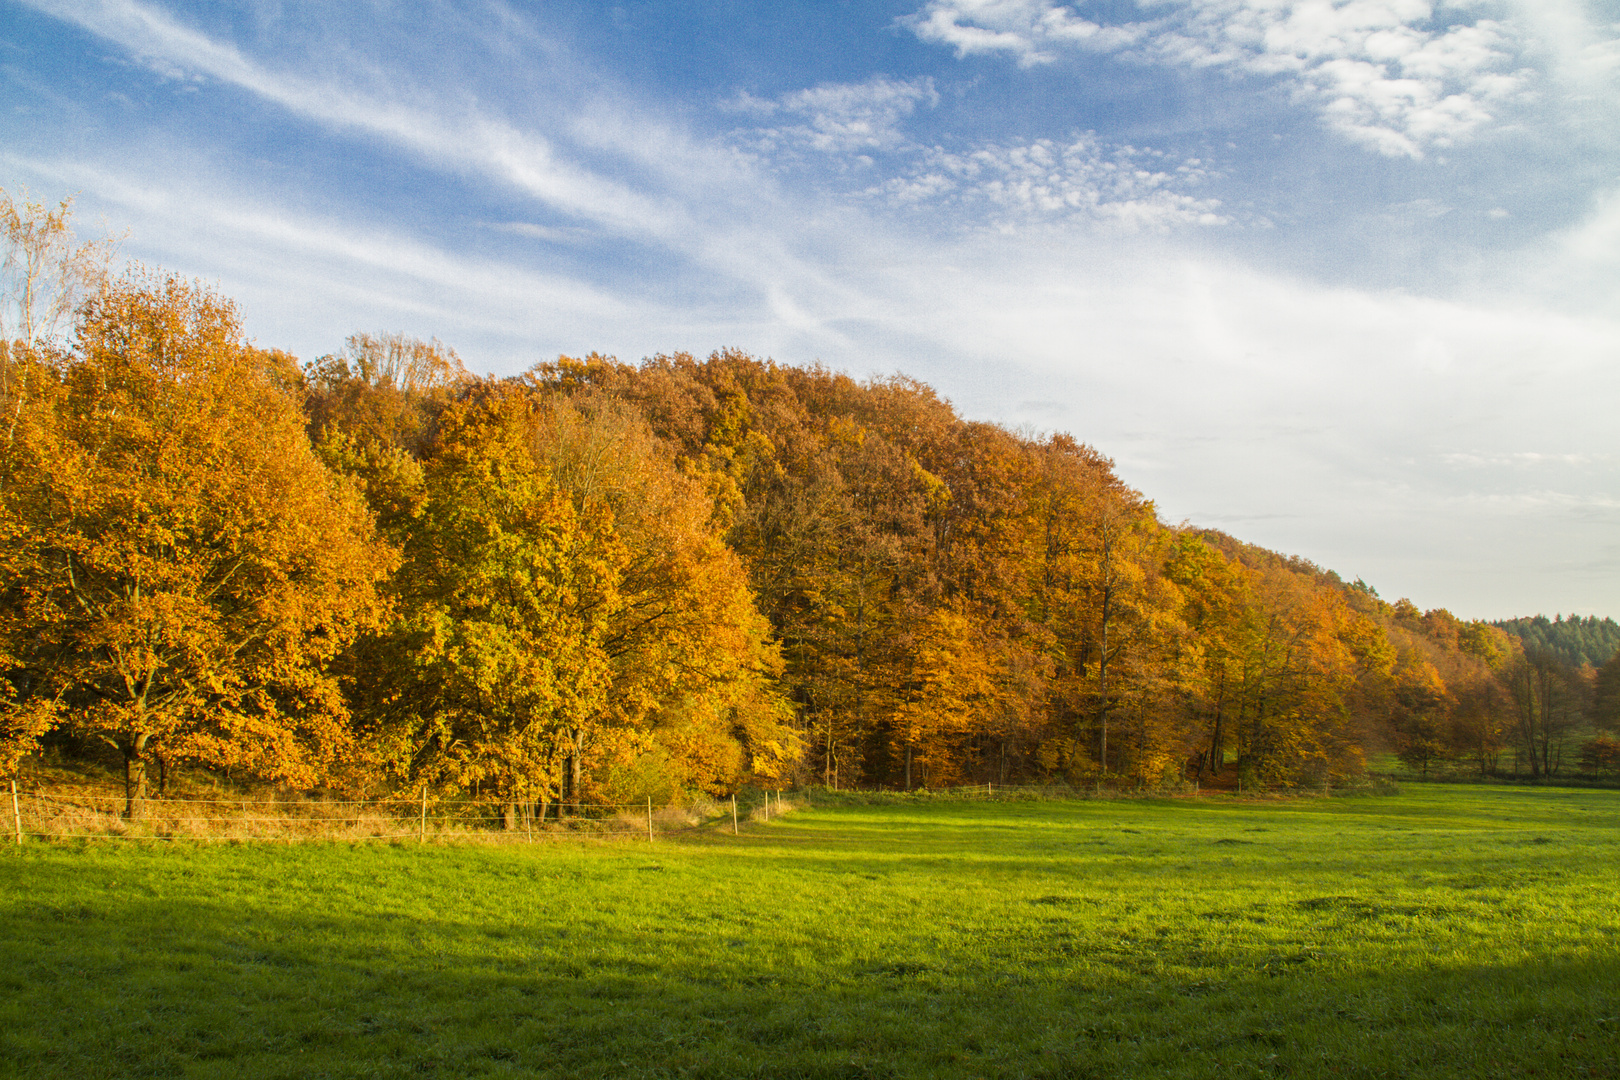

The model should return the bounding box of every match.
[4,194,1619,819]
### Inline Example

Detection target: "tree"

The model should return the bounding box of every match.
[1,187,121,347]
[0,337,64,774]
[891,605,1001,788]
[530,392,794,797]
[1023,435,1155,780]
[1592,650,1620,732]
[1164,532,1251,779]
[1071,483,1164,778]
[1448,673,1510,775]
[1578,733,1620,775]
[304,331,470,453]
[322,351,795,807]
[361,385,623,826]
[7,272,391,812]
[1390,650,1449,778]
[1506,650,1584,777]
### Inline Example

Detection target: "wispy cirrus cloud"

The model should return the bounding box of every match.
[21,0,696,243]
[1440,451,1608,468]
[2,152,638,331]
[17,0,900,333]
[10,0,1620,616]
[902,0,1542,157]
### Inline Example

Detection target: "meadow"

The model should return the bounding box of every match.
[1,785,1617,1079]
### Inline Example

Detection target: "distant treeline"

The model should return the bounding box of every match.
[3,194,1619,814]
[1492,615,1620,670]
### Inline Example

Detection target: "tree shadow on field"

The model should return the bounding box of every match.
[1,877,1616,1080]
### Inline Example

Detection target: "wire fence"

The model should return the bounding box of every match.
[804,780,1201,801]
[3,780,713,844]
[2,776,1222,845]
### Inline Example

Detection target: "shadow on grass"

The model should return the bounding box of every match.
[2,844,1616,1080]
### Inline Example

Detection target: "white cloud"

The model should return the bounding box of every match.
[489,221,597,245]
[1501,1,1620,90]
[725,76,938,153]
[870,134,1229,229]
[2,154,636,340]
[14,0,1620,616]
[22,0,695,243]
[900,0,1145,66]
[19,0,887,336]
[903,0,1536,157]
[1558,186,1620,273]
[1150,2,1533,157]
[1440,452,1606,467]
[1496,184,1620,317]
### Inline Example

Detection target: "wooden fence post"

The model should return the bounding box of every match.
[646,796,654,843]
[419,786,427,842]
[731,793,738,836]
[10,779,20,845]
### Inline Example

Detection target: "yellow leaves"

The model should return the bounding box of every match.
[6,270,390,785]
[909,455,951,515]
[1459,619,1514,668]
[0,693,59,775]
[379,386,624,796]
[519,390,793,793]
[825,414,866,449]
[16,284,1532,800]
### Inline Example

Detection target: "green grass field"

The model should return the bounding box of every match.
[3,786,1618,1079]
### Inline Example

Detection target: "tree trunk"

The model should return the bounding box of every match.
[560,728,585,815]
[1098,588,1110,775]
[905,743,912,791]
[570,729,584,804]
[825,715,834,788]
[122,733,150,819]
[1206,672,1227,776]
[1136,698,1147,789]
[1537,668,1554,778]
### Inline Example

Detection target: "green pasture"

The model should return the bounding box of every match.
[2,786,1617,1079]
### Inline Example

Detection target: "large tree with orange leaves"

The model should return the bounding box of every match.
[5,272,391,811]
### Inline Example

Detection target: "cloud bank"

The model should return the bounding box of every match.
[903,0,1543,157]
[6,0,1620,617]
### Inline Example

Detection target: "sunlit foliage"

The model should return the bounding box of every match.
[4,189,1609,800]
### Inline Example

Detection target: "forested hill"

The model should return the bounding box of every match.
[1492,616,1620,668]
[5,270,1619,808]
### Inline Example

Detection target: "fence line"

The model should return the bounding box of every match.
[7,778,1153,845]
[9,786,709,844]
[23,790,658,810]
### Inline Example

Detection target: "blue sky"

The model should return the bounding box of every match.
[4,0,1619,619]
